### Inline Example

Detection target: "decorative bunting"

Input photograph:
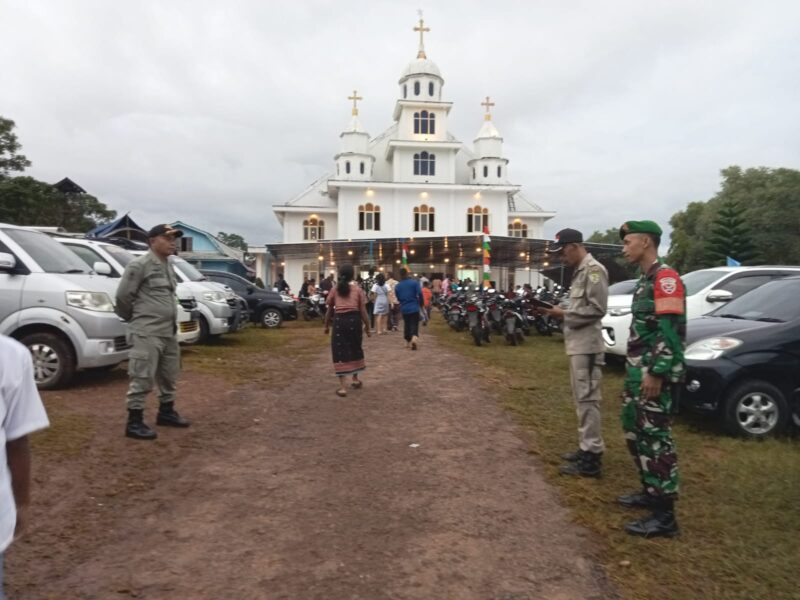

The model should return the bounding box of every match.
[482,226,491,288]
[402,242,410,270]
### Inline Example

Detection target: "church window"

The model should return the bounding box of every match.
[472,168,476,179]
[483,165,488,178]
[413,205,435,232]
[413,152,436,176]
[303,263,319,283]
[497,166,502,178]
[508,221,528,238]
[403,84,407,99]
[303,217,325,241]
[360,162,365,175]
[428,82,434,96]
[358,203,381,231]
[345,161,351,174]
[413,111,435,135]
[414,81,420,96]
[467,205,489,233]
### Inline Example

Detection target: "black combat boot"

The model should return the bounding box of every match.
[156,402,191,428]
[617,490,654,508]
[126,409,157,440]
[560,449,583,462]
[559,451,602,478]
[624,497,680,538]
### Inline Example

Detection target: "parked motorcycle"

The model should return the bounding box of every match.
[502,298,526,345]
[301,290,328,320]
[466,294,491,346]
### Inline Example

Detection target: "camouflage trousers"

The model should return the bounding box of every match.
[126,333,181,410]
[621,365,679,498]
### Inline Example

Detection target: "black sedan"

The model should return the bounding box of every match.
[681,275,800,438]
[201,270,298,328]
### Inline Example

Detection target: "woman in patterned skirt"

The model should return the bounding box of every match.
[324,264,371,397]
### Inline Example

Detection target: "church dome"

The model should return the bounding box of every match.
[475,119,501,140]
[399,57,442,82]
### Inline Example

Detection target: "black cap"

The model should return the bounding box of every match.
[547,228,583,253]
[147,224,183,238]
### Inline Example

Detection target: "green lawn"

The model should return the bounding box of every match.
[429,317,800,600]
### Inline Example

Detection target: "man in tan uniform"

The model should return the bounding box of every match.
[542,228,609,477]
[115,224,190,440]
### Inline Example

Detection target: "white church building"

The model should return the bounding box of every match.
[263,18,557,291]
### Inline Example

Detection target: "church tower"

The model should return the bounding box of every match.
[468,97,509,184]
[388,15,461,183]
[334,90,374,181]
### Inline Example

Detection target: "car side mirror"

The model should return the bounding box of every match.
[706,289,733,303]
[93,261,112,276]
[0,252,16,271]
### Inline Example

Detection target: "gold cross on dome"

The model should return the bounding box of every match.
[414,11,430,59]
[348,90,363,116]
[481,96,495,120]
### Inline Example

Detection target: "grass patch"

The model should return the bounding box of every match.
[429,317,800,600]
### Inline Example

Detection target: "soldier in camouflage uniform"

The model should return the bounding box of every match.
[618,220,685,538]
[116,224,191,440]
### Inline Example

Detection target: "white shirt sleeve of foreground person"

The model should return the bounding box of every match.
[0,336,50,553]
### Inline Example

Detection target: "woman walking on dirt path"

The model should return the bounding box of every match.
[371,273,390,334]
[324,264,371,397]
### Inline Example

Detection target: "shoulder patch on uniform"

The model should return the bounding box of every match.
[654,268,685,315]
[589,270,601,284]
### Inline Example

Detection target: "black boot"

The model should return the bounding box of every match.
[625,497,680,538]
[156,402,191,428]
[126,409,157,440]
[560,449,583,462]
[617,490,654,508]
[559,451,602,478]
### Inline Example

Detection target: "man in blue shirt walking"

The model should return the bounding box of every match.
[394,269,424,350]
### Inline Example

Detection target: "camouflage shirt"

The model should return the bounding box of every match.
[627,261,687,383]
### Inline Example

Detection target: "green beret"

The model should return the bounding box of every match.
[619,220,663,240]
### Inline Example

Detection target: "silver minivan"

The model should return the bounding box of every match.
[0,224,129,388]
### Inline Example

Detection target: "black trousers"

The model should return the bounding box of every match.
[402,312,420,342]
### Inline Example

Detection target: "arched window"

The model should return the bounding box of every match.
[303,217,325,241]
[428,81,434,96]
[359,162,365,175]
[508,221,528,238]
[358,203,381,231]
[483,165,488,178]
[345,161,351,174]
[413,111,436,135]
[403,84,407,99]
[467,205,489,233]
[413,152,436,176]
[414,81,420,96]
[472,167,476,179]
[497,166,502,178]
[413,204,435,232]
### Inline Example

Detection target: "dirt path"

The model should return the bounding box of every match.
[8,326,616,599]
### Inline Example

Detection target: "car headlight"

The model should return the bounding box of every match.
[202,291,227,303]
[608,307,631,316]
[685,337,743,360]
[281,295,294,303]
[66,291,115,312]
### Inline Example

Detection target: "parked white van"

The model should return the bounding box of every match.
[0,224,129,388]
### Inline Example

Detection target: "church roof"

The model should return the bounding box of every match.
[343,114,367,134]
[475,119,501,140]
[399,57,442,82]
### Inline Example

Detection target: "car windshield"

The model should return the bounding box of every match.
[4,228,90,274]
[682,269,728,296]
[608,280,637,295]
[710,278,800,322]
[102,244,135,267]
[169,257,206,282]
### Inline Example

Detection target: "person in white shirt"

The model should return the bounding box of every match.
[0,335,50,599]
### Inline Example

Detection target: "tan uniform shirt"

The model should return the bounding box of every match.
[562,253,609,356]
[115,251,178,337]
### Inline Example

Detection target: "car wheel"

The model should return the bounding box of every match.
[20,332,75,390]
[191,315,210,344]
[261,308,283,328]
[723,380,789,438]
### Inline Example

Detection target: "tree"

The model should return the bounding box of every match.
[586,227,620,245]
[217,231,248,252]
[704,198,757,265]
[0,117,31,178]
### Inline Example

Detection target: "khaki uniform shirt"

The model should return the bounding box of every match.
[115,251,178,337]
[562,253,609,356]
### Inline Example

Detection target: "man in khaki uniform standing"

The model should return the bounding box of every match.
[115,224,190,440]
[542,228,609,477]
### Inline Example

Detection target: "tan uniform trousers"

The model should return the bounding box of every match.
[569,353,605,454]
[126,333,181,410]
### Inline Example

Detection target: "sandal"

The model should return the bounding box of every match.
[336,389,348,397]
[351,380,363,389]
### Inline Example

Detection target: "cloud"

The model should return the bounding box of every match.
[2,0,798,245]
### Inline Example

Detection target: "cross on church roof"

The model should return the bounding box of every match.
[414,11,430,59]
[348,90,363,116]
[481,96,495,121]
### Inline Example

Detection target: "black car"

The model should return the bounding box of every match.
[681,276,800,438]
[200,270,297,328]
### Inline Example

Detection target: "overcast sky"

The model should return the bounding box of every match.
[2,0,799,245]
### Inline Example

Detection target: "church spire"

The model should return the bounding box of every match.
[348,90,363,116]
[414,11,430,59]
[481,96,495,121]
